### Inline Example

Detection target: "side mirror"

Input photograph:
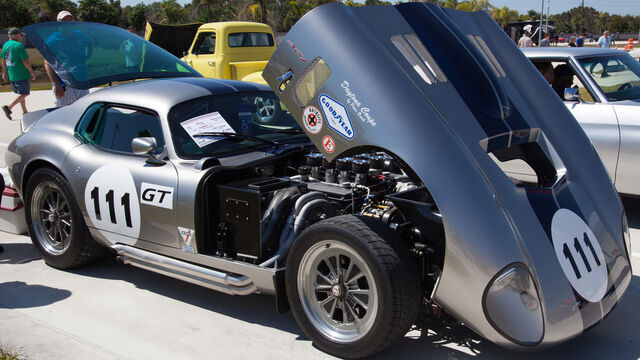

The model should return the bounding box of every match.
[132,137,165,165]
[563,87,582,102]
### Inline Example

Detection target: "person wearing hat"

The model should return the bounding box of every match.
[43,10,91,107]
[1,28,36,120]
[552,64,575,99]
[518,31,533,48]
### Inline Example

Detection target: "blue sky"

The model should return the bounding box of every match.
[116,0,640,16]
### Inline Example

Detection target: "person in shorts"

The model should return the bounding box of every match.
[1,28,36,120]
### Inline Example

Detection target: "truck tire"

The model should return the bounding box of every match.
[25,168,104,269]
[253,97,277,123]
[286,215,420,358]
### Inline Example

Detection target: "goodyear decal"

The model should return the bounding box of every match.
[319,94,355,140]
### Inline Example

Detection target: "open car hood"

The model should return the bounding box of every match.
[264,3,630,343]
[24,21,201,89]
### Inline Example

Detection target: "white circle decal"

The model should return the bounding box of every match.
[303,106,323,134]
[84,165,141,242]
[551,209,607,302]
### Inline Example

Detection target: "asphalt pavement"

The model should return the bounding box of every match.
[0,90,639,359]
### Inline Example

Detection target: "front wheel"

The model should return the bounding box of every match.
[24,167,104,269]
[286,215,420,358]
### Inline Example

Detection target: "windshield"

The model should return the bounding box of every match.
[23,22,200,89]
[578,54,640,101]
[168,91,307,159]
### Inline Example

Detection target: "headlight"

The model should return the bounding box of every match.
[622,212,632,262]
[483,264,543,345]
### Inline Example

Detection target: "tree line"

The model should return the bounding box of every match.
[1,0,638,35]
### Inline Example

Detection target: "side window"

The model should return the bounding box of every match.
[533,60,595,103]
[76,102,104,144]
[228,32,274,47]
[192,32,215,55]
[549,61,595,103]
[93,106,165,155]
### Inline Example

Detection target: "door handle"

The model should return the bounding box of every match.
[208,61,215,66]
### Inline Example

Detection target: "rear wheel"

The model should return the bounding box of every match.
[25,168,104,269]
[286,215,420,358]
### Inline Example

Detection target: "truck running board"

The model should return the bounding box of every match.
[112,244,258,295]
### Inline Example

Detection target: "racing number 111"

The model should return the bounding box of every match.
[562,232,602,279]
[90,186,133,228]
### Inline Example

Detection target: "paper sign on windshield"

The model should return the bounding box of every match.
[180,112,236,148]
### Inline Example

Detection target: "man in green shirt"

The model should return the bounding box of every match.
[1,28,36,120]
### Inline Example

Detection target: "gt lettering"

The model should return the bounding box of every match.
[140,182,174,209]
[142,188,171,203]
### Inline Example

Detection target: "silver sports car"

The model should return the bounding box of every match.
[6,5,631,359]
[523,47,640,196]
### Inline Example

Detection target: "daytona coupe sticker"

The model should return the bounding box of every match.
[322,135,335,153]
[84,164,141,243]
[140,182,174,209]
[303,106,323,134]
[319,94,354,140]
[551,209,608,302]
[341,81,377,127]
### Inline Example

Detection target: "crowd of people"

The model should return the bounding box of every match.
[518,30,615,48]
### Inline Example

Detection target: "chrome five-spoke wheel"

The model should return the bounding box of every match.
[298,240,378,342]
[286,215,420,358]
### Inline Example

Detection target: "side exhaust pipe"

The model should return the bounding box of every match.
[112,244,257,296]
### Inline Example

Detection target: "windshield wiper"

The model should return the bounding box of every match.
[269,128,304,134]
[193,132,279,148]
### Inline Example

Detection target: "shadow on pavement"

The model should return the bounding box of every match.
[0,242,42,265]
[68,256,304,336]
[375,275,640,359]
[0,281,71,309]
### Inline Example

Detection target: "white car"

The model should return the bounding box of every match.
[524,47,640,196]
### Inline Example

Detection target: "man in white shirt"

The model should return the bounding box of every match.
[597,31,611,48]
[518,31,533,48]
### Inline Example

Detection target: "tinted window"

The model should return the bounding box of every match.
[93,106,165,154]
[579,54,640,101]
[193,32,215,54]
[23,22,200,89]
[228,32,274,47]
[168,92,305,159]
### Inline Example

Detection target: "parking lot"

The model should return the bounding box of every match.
[1,91,639,359]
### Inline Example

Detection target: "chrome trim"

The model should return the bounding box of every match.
[112,244,265,295]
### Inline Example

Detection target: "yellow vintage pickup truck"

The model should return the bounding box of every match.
[145,21,276,84]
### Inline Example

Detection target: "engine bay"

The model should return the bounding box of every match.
[197,149,445,296]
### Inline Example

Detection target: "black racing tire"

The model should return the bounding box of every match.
[286,215,420,358]
[24,167,104,269]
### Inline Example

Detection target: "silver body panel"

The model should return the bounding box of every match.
[5,78,281,295]
[523,48,640,196]
[263,3,631,349]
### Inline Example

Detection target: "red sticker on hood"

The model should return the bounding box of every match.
[322,135,335,153]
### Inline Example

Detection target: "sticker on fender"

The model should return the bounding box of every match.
[84,164,141,242]
[551,209,608,302]
[322,135,335,153]
[140,182,174,209]
[303,106,323,134]
[319,94,354,140]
